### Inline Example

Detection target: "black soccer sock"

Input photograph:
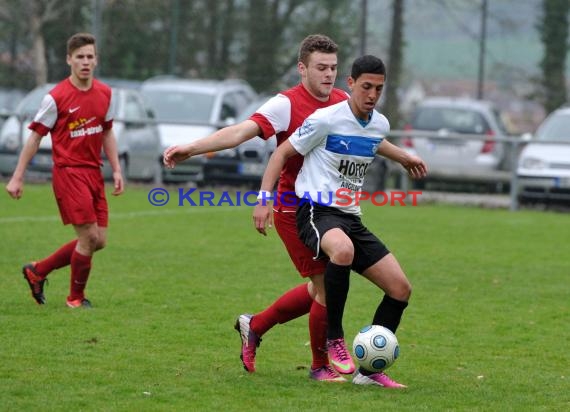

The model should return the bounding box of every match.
[325,261,351,340]
[372,294,409,333]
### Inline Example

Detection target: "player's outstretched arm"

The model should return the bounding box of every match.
[377,139,428,180]
[253,140,298,236]
[163,120,262,168]
[5,132,43,200]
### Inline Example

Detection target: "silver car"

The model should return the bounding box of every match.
[517,106,570,204]
[0,88,25,129]
[0,83,161,181]
[203,95,276,186]
[140,77,257,183]
[401,97,513,190]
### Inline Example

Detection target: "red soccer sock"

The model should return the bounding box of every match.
[250,283,313,336]
[309,300,329,370]
[68,250,92,301]
[34,240,78,278]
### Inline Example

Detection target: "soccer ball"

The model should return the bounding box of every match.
[352,325,400,373]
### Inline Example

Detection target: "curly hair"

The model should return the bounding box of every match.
[298,34,338,65]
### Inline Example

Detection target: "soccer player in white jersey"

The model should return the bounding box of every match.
[253,55,427,388]
[164,35,348,381]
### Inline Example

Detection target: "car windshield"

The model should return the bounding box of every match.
[142,90,215,124]
[413,107,490,134]
[536,113,570,142]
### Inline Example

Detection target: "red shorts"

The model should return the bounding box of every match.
[52,166,108,227]
[273,204,328,278]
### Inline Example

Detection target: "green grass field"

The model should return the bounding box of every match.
[1,183,569,411]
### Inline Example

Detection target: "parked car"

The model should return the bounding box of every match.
[517,106,570,204]
[401,97,514,191]
[140,77,257,183]
[0,83,161,181]
[0,87,26,129]
[203,95,276,186]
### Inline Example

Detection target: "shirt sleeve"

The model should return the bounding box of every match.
[102,89,116,130]
[288,109,328,156]
[28,94,57,136]
[106,89,116,122]
[249,94,291,140]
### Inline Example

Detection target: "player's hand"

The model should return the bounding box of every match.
[112,171,124,196]
[163,145,191,169]
[404,155,428,180]
[253,202,273,236]
[5,177,24,199]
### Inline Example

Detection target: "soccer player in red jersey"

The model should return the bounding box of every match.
[163,34,347,381]
[5,33,124,308]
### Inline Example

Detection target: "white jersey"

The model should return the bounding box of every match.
[249,84,348,201]
[290,100,390,215]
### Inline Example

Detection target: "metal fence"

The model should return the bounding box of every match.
[3,110,569,211]
[386,130,570,211]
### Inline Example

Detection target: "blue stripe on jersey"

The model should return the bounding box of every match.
[325,134,383,157]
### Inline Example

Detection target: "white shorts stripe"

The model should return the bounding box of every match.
[308,203,321,260]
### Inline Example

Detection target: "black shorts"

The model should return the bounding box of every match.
[296,202,390,274]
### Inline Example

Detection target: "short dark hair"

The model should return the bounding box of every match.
[67,33,96,55]
[298,34,338,66]
[351,55,386,80]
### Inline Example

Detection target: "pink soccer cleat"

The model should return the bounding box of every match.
[327,338,356,375]
[309,365,347,382]
[352,371,407,388]
[234,314,261,372]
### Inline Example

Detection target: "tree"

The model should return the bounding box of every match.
[0,0,26,88]
[0,0,79,87]
[0,0,73,86]
[382,0,405,128]
[243,0,357,92]
[0,0,360,91]
[43,2,87,81]
[102,0,170,79]
[537,0,570,114]
[244,0,303,92]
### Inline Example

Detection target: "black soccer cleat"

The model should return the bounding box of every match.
[22,263,47,305]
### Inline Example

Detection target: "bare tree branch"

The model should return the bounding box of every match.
[42,0,67,23]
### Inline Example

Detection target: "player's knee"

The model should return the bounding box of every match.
[95,237,107,251]
[81,231,102,252]
[394,279,412,301]
[328,241,353,265]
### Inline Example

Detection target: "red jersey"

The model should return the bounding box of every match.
[29,78,114,168]
[249,84,348,201]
